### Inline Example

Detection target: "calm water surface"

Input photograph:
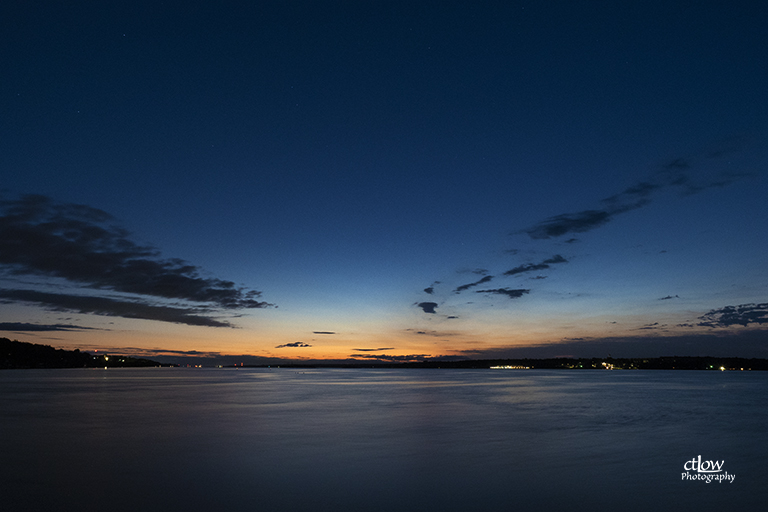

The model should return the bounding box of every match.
[1,368,766,511]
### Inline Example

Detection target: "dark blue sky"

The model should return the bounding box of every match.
[2,1,767,362]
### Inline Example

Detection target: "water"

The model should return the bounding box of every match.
[1,368,765,511]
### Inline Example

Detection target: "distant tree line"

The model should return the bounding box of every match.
[0,338,166,369]
[231,356,768,370]
[391,356,768,370]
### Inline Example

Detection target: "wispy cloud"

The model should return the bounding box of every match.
[349,353,433,362]
[138,348,225,357]
[454,275,493,293]
[0,322,102,332]
[419,140,755,317]
[456,268,489,275]
[352,347,395,352]
[313,331,336,335]
[475,288,530,299]
[523,202,647,240]
[676,171,753,196]
[521,150,753,239]
[413,329,458,337]
[276,341,312,348]
[0,195,273,327]
[503,255,567,276]
[452,256,566,296]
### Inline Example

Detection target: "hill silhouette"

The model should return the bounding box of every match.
[0,338,166,369]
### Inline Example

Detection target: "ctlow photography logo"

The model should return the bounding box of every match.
[682,455,735,483]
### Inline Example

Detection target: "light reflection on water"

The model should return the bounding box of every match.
[1,368,766,511]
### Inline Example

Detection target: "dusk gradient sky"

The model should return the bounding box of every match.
[2,1,767,363]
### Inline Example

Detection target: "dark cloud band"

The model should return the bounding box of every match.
[0,195,272,309]
[0,322,100,332]
[0,195,274,327]
[0,288,233,328]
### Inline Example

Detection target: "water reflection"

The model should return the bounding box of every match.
[1,368,765,511]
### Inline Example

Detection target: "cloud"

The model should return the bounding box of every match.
[349,354,433,362]
[275,342,312,348]
[423,280,441,294]
[0,322,101,332]
[665,158,690,170]
[0,195,274,327]
[0,288,235,327]
[544,255,568,264]
[413,329,457,337]
[601,181,661,207]
[659,295,679,300]
[503,255,567,276]
[352,347,395,352]
[416,302,438,314]
[143,348,224,356]
[521,151,752,239]
[672,168,753,196]
[457,268,489,275]
[523,206,640,240]
[475,288,530,299]
[313,331,335,335]
[0,195,272,309]
[420,141,753,314]
[698,303,768,328]
[454,275,494,293]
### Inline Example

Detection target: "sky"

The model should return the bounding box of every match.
[1,0,767,364]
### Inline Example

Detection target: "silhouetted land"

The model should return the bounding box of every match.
[0,338,168,369]
[400,357,768,370]
[232,356,768,371]
[3,338,766,370]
